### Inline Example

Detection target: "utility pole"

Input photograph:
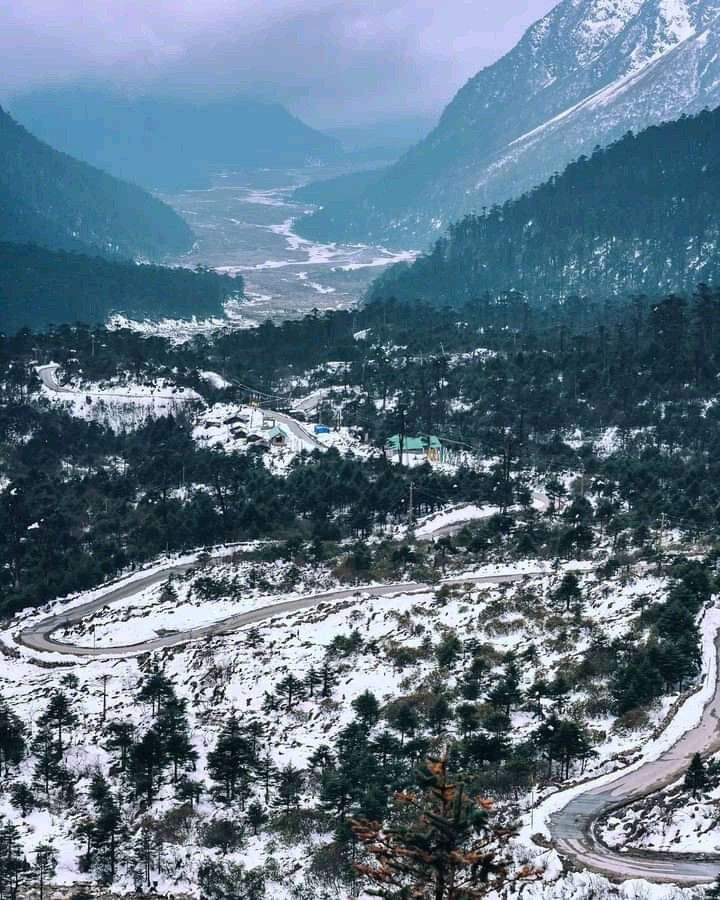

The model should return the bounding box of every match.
[657,512,666,555]
[101,673,108,721]
[408,481,414,529]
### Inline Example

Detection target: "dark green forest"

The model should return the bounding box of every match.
[369,107,720,306]
[0,106,193,260]
[0,243,242,333]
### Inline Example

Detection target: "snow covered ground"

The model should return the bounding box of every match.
[58,559,340,649]
[106,298,258,343]
[35,363,201,432]
[599,752,720,854]
[0,550,693,898]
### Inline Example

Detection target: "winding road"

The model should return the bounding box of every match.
[14,553,720,882]
[17,561,539,657]
[548,624,720,883]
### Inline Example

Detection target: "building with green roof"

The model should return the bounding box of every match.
[385,434,443,464]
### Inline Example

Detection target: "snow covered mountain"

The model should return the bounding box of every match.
[298,0,720,247]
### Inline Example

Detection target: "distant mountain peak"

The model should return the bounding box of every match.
[10,88,342,192]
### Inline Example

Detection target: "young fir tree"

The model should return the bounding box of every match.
[38,691,77,756]
[157,697,197,783]
[273,765,305,820]
[352,756,530,899]
[207,715,253,803]
[685,752,708,799]
[137,669,176,717]
[352,690,381,728]
[87,773,125,884]
[31,728,61,796]
[9,783,35,818]
[103,721,135,772]
[246,801,267,836]
[0,821,28,900]
[129,729,167,804]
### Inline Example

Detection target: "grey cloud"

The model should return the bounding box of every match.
[1,0,556,125]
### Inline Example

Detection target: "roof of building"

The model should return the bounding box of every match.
[263,425,287,441]
[385,434,442,452]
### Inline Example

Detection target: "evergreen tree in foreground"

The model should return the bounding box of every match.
[684,752,708,799]
[352,755,533,899]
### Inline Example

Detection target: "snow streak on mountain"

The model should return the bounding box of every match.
[299,0,720,246]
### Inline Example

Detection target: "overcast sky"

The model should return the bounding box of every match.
[2,0,557,127]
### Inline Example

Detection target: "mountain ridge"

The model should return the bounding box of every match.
[10,89,343,192]
[297,0,720,247]
[0,105,193,260]
[367,105,720,306]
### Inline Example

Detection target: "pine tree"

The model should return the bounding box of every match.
[245,720,264,758]
[137,669,175,717]
[0,821,28,900]
[307,744,335,776]
[104,721,135,772]
[321,661,337,698]
[38,691,77,756]
[32,842,57,900]
[427,695,452,735]
[207,715,253,803]
[304,667,321,698]
[0,700,25,780]
[9,783,34,818]
[274,764,304,819]
[685,752,708,799]
[157,697,197,783]
[352,690,381,728]
[31,728,61,796]
[87,773,125,884]
[275,674,305,712]
[352,755,526,899]
[386,701,419,745]
[246,801,267,836]
[554,573,582,614]
[257,751,276,806]
[129,729,166,804]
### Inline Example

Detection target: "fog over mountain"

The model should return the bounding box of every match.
[0,0,555,126]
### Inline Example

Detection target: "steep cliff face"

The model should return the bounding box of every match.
[298,0,720,247]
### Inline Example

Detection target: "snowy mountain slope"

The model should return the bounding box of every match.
[298,0,720,246]
[0,552,681,897]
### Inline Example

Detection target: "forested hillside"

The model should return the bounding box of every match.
[369,108,720,305]
[10,89,343,191]
[0,243,241,333]
[0,106,193,260]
